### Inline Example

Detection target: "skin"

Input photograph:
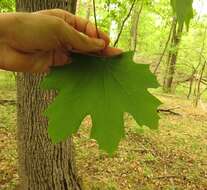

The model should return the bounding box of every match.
[0,9,122,73]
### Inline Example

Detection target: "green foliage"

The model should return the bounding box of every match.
[0,0,15,12]
[170,0,194,30]
[0,71,16,91]
[41,52,161,154]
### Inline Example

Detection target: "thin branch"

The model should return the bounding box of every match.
[157,106,181,115]
[197,62,206,95]
[176,61,202,84]
[194,27,207,106]
[131,0,144,52]
[194,61,206,106]
[153,18,176,74]
[0,99,16,105]
[92,0,99,38]
[113,0,137,47]
[152,175,182,179]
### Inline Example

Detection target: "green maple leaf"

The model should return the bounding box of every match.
[41,51,161,154]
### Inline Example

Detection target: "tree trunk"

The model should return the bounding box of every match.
[85,0,91,20]
[130,0,143,51]
[16,0,81,190]
[163,18,183,93]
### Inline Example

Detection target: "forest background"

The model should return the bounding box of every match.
[0,0,207,189]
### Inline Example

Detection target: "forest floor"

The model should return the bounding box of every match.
[0,73,207,190]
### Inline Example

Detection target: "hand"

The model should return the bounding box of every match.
[0,9,122,73]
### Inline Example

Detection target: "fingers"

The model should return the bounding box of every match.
[31,10,122,58]
[70,47,123,57]
[73,16,110,46]
[52,49,71,67]
[0,43,70,73]
[34,9,110,46]
[39,50,71,72]
[58,21,106,52]
[100,47,123,57]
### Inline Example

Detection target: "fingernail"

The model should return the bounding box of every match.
[102,47,123,57]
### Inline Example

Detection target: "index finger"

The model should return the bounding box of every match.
[35,9,110,46]
[73,16,110,46]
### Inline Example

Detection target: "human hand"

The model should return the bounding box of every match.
[0,9,122,73]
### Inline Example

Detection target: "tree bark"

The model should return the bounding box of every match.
[130,0,143,51]
[16,0,81,190]
[153,19,174,74]
[163,18,183,93]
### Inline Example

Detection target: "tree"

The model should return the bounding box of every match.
[15,0,81,189]
[193,26,207,106]
[130,0,144,51]
[163,18,183,93]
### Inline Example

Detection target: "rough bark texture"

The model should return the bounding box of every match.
[16,0,81,190]
[16,0,77,14]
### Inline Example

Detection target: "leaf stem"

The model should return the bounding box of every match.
[93,0,100,38]
[113,0,137,47]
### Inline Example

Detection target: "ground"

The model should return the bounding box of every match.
[0,71,207,190]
